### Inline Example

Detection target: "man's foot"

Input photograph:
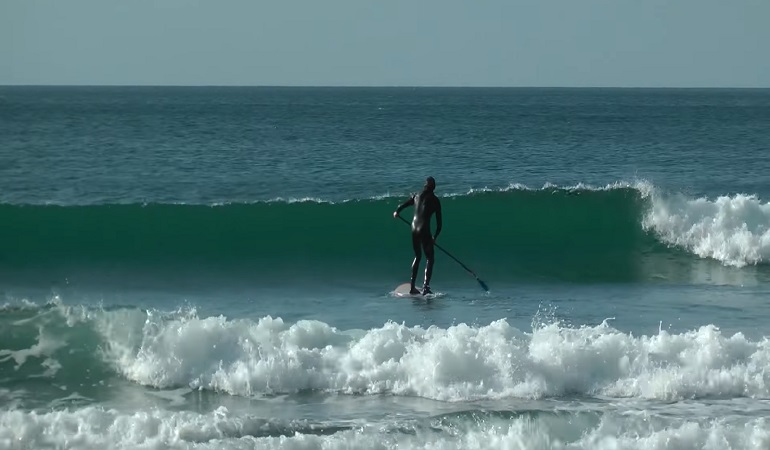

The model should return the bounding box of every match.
[409,288,420,295]
[421,286,432,295]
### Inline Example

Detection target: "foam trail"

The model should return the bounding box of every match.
[645,193,770,267]
[0,325,65,376]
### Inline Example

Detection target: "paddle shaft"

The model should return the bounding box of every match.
[396,214,489,291]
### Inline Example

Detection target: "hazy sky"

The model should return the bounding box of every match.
[2,0,769,87]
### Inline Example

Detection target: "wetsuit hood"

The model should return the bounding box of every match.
[425,176,436,192]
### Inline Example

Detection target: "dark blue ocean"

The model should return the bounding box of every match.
[1,87,770,449]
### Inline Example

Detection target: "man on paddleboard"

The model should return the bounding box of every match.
[393,176,442,295]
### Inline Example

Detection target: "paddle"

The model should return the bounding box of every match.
[395,214,489,292]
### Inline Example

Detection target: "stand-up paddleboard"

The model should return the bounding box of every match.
[393,283,444,299]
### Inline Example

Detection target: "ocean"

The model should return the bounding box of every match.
[1,86,770,449]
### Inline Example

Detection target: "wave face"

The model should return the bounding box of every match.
[2,184,769,284]
[3,303,770,404]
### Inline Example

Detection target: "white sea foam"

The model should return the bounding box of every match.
[264,196,331,204]
[5,305,770,448]
[644,193,770,267]
[441,179,654,197]
[93,310,770,402]
[0,406,767,450]
[0,325,65,377]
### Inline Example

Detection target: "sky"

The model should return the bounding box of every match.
[2,0,769,87]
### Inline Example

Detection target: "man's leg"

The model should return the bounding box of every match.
[422,232,435,294]
[410,232,422,294]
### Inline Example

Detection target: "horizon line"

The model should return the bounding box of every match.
[1,84,769,90]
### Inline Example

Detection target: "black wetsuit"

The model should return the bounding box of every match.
[395,188,442,293]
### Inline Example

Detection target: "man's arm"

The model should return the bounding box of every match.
[393,195,415,218]
[433,199,442,241]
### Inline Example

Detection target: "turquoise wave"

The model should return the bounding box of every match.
[0,186,726,283]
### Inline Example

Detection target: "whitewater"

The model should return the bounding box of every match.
[3,86,770,449]
[1,300,770,449]
[3,187,770,450]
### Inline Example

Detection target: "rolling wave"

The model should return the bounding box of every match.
[2,302,769,403]
[1,183,769,284]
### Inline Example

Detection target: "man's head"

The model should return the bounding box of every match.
[425,176,436,191]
